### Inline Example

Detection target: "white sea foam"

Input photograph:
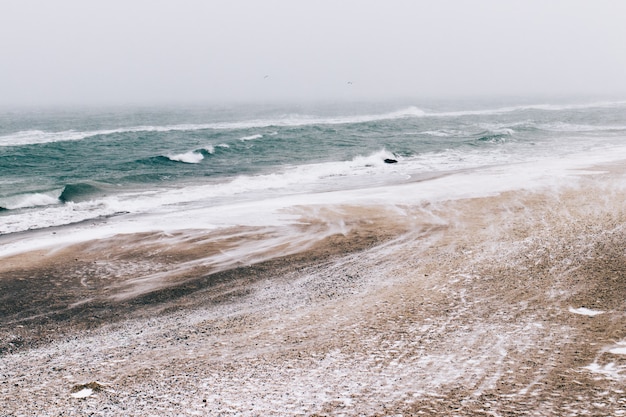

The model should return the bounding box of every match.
[427,101,626,118]
[0,149,398,236]
[0,191,60,210]
[4,101,626,148]
[4,143,626,249]
[0,124,228,147]
[0,107,425,147]
[203,145,215,154]
[418,130,462,137]
[0,129,92,147]
[240,134,263,141]
[167,151,204,164]
[538,122,626,133]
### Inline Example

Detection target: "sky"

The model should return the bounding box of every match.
[1,0,626,106]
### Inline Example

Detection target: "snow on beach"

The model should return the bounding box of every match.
[569,307,605,317]
[2,150,626,415]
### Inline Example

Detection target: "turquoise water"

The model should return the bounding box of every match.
[1,100,626,234]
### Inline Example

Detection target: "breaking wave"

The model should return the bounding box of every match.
[0,182,110,211]
[166,151,205,164]
[164,146,217,164]
[240,134,263,141]
[0,107,427,147]
[0,191,60,210]
[3,101,626,148]
[59,183,105,203]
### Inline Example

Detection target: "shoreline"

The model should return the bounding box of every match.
[1,143,622,260]
[1,162,626,415]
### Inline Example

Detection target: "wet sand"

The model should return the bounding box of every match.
[2,166,626,416]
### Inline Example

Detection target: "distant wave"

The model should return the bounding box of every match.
[0,107,426,147]
[537,122,626,132]
[0,129,94,147]
[418,130,463,137]
[475,120,626,135]
[420,120,626,139]
[425,101,626,118]
[3,101,625,148]
[0,125,206,147]
[475,133,509,144]
[240,134,263,141]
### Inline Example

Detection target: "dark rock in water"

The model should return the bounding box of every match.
[384,158,398,164]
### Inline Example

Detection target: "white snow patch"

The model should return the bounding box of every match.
[584,362,626,380]
[70,388,93,398]
[608,341,626,355]
[568,307,604,316]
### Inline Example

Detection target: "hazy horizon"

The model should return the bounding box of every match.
[2,0,626,107]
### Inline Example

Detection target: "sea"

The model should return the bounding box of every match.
[2,98,626,244]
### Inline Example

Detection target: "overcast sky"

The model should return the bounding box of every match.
[1,0,626,106]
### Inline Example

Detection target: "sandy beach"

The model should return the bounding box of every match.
[3,0,626,414]
[2,162,626,416]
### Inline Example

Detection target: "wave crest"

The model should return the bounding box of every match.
[59,183,104,203]
[240,134,263,141]
[166,151,204,164]
[0,191,60,210]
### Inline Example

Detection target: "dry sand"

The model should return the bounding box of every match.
[1,167,626,416]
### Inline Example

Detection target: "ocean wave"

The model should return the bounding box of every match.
[3,101,626,148]
[476,133,509,144]
[477,127,515,137]
[537,122,626,133]
[0,191,61,210]
[166,151,205,164]
[0,182,110,211]
[0,129,94,147]
[0,145,537,235]
[417,130,463,137]
[0,124,220,147]
[240,134,263,141]
[59,182,105,203]
[477,120,626,134]
[424,101,626,118]
[0,107,427,147]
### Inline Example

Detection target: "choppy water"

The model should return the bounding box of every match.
[1,99,626,234]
